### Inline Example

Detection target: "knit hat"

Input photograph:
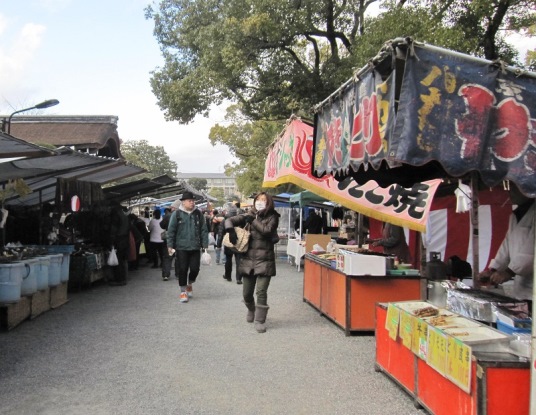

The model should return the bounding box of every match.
[171,199,181,210]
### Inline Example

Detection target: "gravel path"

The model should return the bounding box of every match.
[0,251,422,415]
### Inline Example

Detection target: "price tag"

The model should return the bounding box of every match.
[385,304,400,341]
[399,310,413,349]
[427,325,448,376]
[446,336,472,393]
[411,318,428,359]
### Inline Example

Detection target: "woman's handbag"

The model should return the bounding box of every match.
[223,224,250,253]
[107,246,119,266]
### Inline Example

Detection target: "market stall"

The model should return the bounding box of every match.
[304,251,421,334]
[309,37,535,413]
[0,144,150,329]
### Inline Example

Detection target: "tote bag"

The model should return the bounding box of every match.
[222,224,250,253]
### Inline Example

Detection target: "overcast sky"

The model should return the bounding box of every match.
[0,0,234,173]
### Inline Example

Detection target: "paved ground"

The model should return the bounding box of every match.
[0,250,423,415]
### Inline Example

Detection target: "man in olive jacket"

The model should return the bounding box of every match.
[166,191,209,303]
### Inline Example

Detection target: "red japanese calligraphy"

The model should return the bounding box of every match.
[351,94,383,162]
[292,130,312,175]
[326,117,343,167]
[265,149,277,178]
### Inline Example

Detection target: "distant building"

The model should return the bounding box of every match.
[176,172,240,199]
[7,115,122,159]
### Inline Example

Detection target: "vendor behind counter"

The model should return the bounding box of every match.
[478,184,534,307]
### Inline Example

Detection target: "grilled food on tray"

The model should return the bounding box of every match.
[413,306,439,318]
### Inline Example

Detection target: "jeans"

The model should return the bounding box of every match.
[175,249,201,287]
[242,274,271,305]
[215,247,222,264]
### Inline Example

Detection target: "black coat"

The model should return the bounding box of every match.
[217,212,236,255]
[225,208,280,277]
[304,211,323,234]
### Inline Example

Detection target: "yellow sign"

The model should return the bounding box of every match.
[411,318,428,359]
[427,326,448,376]
[399,310,413,349]
[385,304,400,340]
[446,336,472,393]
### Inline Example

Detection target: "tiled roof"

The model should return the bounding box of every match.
[6,115,122,158]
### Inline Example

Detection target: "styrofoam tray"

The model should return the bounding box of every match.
[424,314,481,329]
[443,326,511,344]
[393,301,438,314]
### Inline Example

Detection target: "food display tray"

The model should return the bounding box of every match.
[442,326,511,345]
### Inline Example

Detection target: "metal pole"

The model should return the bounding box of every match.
[470,173,480,288]
[530,208,535,415]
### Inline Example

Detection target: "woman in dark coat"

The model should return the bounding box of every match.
[225,192,279,333]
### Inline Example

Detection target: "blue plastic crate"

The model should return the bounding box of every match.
[496,320,531,335]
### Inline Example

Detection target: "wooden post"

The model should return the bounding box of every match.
[357,213,364,247]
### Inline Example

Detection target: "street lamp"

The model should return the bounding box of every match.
[4,99,60,134]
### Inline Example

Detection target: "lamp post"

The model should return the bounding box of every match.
[4,99,60,134]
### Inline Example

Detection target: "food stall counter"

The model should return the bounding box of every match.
[303,254,423,334]
[375,302,530,415]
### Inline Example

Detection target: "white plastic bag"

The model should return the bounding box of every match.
[201,249,212,266]
[107,246,119,266]
[208,233,216,246]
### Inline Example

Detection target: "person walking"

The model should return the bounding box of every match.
[211,209,224,264]
[217,203,242,283]
[225,192,280,333]
[160,200,181,281]
[108,202,130,286]
[128,213,148,270]
[148,209,164,268]
[141,208,152,264]
[166,191,209,303]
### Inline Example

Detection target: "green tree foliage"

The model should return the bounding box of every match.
[188,177,208,191]
[121,139,177,179]
[146,0,533,125]
[208,186,225,207]
[146,0,378,123]
[397,0,536,62]
[146,0,534,191]
[209,106,283,194]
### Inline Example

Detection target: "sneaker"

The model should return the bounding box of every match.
[236,280,243,285]
[186,284,193,298]
[179,292,189,303]
[163,276,169,281]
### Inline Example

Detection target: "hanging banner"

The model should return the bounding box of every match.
[311,43,536,197]
[263,118,441,232]
[313,70,396,176]
[392,45,536,195]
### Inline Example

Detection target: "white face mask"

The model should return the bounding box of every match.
[255,201,266,211]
